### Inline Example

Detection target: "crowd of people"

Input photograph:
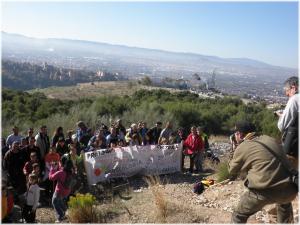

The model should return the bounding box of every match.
[2,118,210,223]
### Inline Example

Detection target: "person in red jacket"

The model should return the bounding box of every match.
[182,126,204,173]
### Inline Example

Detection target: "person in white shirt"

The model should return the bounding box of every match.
[277,76,299,132]
[22,173,40,223]
[276,76,299,169]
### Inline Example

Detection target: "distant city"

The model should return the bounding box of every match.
[2,32,296,106]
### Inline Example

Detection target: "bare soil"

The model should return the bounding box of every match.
[34,161,298,224]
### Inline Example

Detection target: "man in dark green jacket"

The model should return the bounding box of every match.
[229,121,297,223]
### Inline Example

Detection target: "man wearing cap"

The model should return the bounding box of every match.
[229,121,297,223]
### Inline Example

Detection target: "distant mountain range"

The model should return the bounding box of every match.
[1,31,297,81]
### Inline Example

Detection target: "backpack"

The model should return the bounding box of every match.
[193,182,205,195]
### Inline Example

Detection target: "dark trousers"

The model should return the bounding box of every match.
[22,204,36,223]
[232,183,297,223]
[181,153,195,173]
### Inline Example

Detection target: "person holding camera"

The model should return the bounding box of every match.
[276,76,298,170]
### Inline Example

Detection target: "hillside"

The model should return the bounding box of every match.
[28,81,181,100]
[3,32,296,80]
[2,60,126,90]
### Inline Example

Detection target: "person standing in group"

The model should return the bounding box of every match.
[229,121,297,223]
[197,126,209,150]
[22,173,40,223]
[182,126,204,173]
[35,125,50,160]
[115,119,126,140]
[6,126,23,148]
[276,76,299,170]
[51,127,65,148]
[146,122,162,145]
[158,121,173,145]
[3,141,27,195]
[25,128,35,143]
[49,159,73,223]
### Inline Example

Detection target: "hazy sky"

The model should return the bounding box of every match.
[2,1,298,68]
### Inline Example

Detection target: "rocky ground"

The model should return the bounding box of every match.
[7,141,299,223]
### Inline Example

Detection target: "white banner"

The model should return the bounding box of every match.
[83,143,182,185]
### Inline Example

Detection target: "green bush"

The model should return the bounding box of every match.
[216,161,230,182]
[67,193,97,223]
[2,88,280,139]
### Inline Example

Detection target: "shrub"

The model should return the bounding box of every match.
[67,193,97,223]
[216,161,230,182]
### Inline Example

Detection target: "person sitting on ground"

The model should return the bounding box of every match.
[87,129,107,150]
[56,137,69,157]
[146,121,162,145]
[51,127,65,148]
[115,119,126,140]
[158,121,173,145]
[125,123,142,145]
[106,126,120,147]
[229,121,298,223]
[182,126,204,173]
[76,121,91,148]
[22,173,40,223]
[6,126,23,148]
[117,139,126,147]
[130,133,142,146]
[100,123,111,138]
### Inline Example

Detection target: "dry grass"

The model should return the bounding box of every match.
[209,135,230,143]
[144,176,168,223]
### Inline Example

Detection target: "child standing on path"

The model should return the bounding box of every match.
[22,173,40,223]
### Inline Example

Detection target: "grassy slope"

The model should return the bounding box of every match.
[27,81,181,100]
